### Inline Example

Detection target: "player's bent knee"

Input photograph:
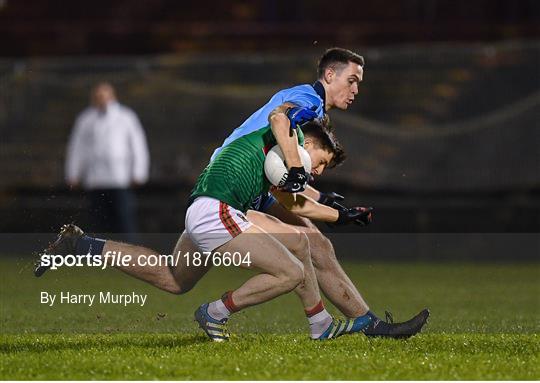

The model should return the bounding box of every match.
[296,226,332,254]
[312,232,334,253]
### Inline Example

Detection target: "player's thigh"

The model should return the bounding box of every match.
[215,224,303,277]
[185,197,302,277]
[170,231,212,290]
[246,210,308,256]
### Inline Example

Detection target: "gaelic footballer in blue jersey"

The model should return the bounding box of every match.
[211,48,363,162]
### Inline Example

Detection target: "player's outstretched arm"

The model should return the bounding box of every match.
[273,189,338,222]
[301,185,345,209]
[274,189,373,226]
[300,184,321,201]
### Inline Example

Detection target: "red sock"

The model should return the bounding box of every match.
[305,300,325,317]
[221,291,239,313]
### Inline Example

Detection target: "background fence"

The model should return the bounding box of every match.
[1,41,539,234]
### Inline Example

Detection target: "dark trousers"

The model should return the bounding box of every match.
[88,188,137,238]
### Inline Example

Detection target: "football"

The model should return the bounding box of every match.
[264,144,312,187]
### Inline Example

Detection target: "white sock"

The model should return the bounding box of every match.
[207,299,231,321]
[308,309,333,339]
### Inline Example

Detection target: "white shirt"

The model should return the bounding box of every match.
[65,101,150,189]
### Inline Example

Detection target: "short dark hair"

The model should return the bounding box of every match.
[317,47,365,78]
[301,119,346,168]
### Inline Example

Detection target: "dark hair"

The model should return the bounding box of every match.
[317,47,365,78]
[301,119,346,168]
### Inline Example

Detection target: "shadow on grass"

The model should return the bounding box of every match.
[0,333,208,354]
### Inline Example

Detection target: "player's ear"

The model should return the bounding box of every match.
[323,67,335,84]
[303,137,313,149]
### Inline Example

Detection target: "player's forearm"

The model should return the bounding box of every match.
[274,190,338,222]
[269,111,302,168]
[300,185,321,201]
[293,201,338,222]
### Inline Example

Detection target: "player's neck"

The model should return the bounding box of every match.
[313,80,331,112]
[322,86,334,111]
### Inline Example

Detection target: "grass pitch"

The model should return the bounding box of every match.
[1,258,539,380]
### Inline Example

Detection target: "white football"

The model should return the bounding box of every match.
[264,145,312,187]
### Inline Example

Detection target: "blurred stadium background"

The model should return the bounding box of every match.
[0,0,539,248]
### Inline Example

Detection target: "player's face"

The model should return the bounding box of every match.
[305,145,334,176]
[326,61,363,110]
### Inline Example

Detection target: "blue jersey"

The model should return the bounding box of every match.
[210,83,325,161]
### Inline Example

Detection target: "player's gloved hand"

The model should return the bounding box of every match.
[318,191,345,209]
[281,166,308,193]
[354,207,374,226]
[286,106,318,129]
[334,206,374,226]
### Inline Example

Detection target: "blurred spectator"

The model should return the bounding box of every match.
[65,82,149,236]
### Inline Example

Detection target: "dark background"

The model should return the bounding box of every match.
[1,0,539,235]
[1,0,540,55]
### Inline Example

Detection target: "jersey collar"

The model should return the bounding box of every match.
[312,81,327,111]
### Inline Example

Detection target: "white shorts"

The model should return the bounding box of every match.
[185,197,252,252]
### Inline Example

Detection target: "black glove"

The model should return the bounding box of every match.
[334,206,374,226]
[280,166,308,193]
[318,191,345,209]
[353,207,374,226]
